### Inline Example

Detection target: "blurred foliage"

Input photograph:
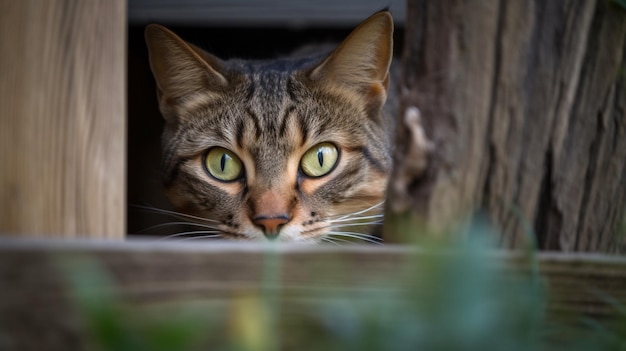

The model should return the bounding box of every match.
[61,222,626,351]
[62,259,216,351]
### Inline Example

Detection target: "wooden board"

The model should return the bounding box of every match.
[1,239,625,350]
[0,1,126,238]
[128,0,407,27]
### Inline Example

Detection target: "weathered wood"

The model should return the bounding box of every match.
[1,239,625,350]
[128,0,407,27]
[0,1,126,238]
[387,0,626,252]
[547,2,626,253]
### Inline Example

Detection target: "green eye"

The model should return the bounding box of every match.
[204,147,243,181]
[300,143,339,177]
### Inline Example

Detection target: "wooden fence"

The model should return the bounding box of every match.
[0,1,625,350]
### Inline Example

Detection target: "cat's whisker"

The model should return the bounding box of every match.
[138,221,220,234]
[329,201,385,221]
[327,231,383,245]
[160,230,222,241]
[329,221,384,229]
[176,234,223,241]
[327,214,384,224]
[335,231,383,242]
[322,236,355,245]
[131,205,221,224]
[320,237,342,246]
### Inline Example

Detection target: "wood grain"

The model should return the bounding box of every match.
[1,239,625,350]
[0,1,126,238]
[387,0,626,252]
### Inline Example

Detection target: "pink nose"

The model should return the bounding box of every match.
[253,216,289,240]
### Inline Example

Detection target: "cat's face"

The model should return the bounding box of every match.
[145,12,393,243]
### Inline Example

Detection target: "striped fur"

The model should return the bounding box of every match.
[145,11,394,242]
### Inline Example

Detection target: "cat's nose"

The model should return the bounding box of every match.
[253,215,289,240]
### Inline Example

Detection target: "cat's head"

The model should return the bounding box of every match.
[144,11,393,243]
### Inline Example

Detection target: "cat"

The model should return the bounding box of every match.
[144,11,394,243]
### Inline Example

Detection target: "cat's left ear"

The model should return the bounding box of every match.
[145,24,227,121]
[309,11,393,107]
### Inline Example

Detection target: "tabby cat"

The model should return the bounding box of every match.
[144,11,393,243]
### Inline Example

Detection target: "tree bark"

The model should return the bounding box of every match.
[386,0,626,253]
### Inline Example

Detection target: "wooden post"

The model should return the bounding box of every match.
[0,1,126,238]
[386,0,626,252]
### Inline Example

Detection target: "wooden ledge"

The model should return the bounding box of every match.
[1,238,625,350]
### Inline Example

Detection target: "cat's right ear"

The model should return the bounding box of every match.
[145,24,227,121]
[309,11,393,111]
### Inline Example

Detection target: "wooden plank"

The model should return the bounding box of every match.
[0,1,126,238]
[128,0,407,27]
[1,239,625,349]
